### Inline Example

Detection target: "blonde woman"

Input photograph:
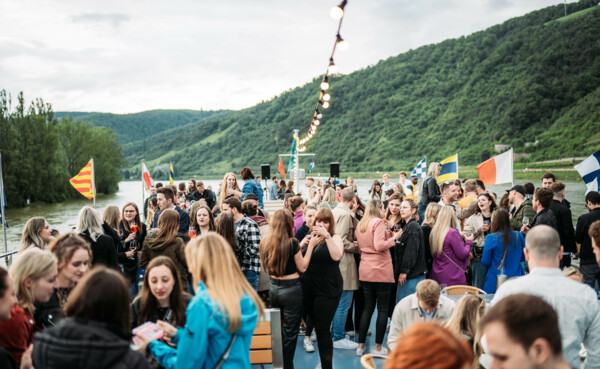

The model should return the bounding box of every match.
[217,172,242,211]
[429,207,473,287]
[77,206,119,270]
[136,233,264,369]
[0,249,58,365]
[417,162,442,223]
[421,203,442,274]
[140,209,188,288]
[102,205,121,232]
[443,294,485,367]
[319,187,337,210]
[19,217,53,253]
[346,177,357,194]
[35,233,91,330]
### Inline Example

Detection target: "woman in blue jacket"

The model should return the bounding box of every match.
[481,209,525,293]
[136,233,265,368]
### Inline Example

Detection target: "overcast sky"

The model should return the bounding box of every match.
[0,1,566,113]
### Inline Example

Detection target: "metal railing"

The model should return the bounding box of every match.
[0,250,18,268]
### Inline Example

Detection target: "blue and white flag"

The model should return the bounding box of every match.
[575,150,600,193]
[309,156,315,172]
[410,157,427,179]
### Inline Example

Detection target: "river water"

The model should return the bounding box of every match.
[1,179,589,254]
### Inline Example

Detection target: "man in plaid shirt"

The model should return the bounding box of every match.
[222,197,262,290]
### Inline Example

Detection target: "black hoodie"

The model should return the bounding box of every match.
[33,318,149,369]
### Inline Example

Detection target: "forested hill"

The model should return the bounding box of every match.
[55,110,230,144]
[124,1,600,176]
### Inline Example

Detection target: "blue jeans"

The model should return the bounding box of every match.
[470,259,488,291]
[331,290,354,341]
[243,270,259,291]
[580,263,600,295]
[417,204,427,225]
[396,275,425,304]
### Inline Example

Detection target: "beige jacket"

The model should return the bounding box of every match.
[332,202,359,290]
[387,294,455,350]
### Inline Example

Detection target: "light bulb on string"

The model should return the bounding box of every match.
[314,119,320,126]
[308,133,313,138]
[330,0,347,20]
[336,34,349,52]
[323,93,331,102]
[316,110,322,119]
[321,100,330,109]
[328,58,338,74]
[320,76,329,90]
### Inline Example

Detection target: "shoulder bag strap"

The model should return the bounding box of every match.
[442,250,466,273]
[214,333,237,369]
[497,237,509,272]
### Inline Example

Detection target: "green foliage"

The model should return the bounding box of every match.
[0,92,124,207]
[114,1,600,177]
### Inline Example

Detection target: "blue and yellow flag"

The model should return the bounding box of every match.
[169,163,175,185]
[437,154,458,183]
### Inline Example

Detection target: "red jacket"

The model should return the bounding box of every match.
[0,305,35,364]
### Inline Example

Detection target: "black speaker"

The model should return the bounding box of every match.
[330,162,340,178]
[261,164,270,179]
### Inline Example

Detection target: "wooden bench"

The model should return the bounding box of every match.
[250,308,283,368]
[262,200,285,219]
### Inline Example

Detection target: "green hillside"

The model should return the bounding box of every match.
[55,109,230,144]
[119,1,600,176]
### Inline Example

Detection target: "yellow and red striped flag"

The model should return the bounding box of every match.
[69,159,95,200]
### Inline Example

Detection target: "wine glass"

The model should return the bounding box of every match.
[522,216,530,227]
[188,226,197,239]
[129,222,138,259]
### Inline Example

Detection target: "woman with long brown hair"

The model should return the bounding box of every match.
[464,193,497,290]
[132,256,192,369]
[140,210,188,289]
[215,212,238,259]
[302,208,344,369]
[136,233,264,369]
[260,210,314,369]
[481,208,525,293]
[119,202,147,297]
[189,203,215,238]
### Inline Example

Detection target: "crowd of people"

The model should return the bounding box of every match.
[0,165,599,369]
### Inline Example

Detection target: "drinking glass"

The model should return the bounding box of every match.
[188,227,197,239]
[522,216,530,227]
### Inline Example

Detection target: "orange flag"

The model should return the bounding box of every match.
[69,159,95,200]
[278,157,286,180]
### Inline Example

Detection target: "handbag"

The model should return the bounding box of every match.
[496,243,509,289]
[214,333,237,369]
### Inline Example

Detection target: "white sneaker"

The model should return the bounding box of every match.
[372,347,389,357]
[333,338,359,349]
[303,339,315,353]
[310,331,317,342]
[346,330,355,338]
[356,346,365,356]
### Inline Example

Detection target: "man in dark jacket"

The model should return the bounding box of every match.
[523,188,558,233]
[550,182,575,268]
[152,187,189,234]
[575,191,600,289]
[508,185,536,231]
[194,181,216,210]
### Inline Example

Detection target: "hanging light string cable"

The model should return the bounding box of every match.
[297,0,348,152]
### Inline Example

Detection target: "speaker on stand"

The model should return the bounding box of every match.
[330,162,340,183]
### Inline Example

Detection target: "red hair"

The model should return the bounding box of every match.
[385,323,472,369]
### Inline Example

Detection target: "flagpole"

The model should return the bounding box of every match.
[511,147,514,186]
[294,129,299,194]
[91,157,96,208]
[0,152,7,255]
[456,153,459,180]
[141,160,145,217]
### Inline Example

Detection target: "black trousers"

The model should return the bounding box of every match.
[303,279,341,369]
[270,278,303,369]
[359,281,392,344]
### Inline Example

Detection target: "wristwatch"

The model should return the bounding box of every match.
[325,233,331,240]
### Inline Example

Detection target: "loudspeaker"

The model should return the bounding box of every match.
[330,162,340,178]
[261,164,270,179]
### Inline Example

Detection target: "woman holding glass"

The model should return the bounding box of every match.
[119,202,147,297]
[464,193,496,290]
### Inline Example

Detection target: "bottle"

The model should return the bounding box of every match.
[138,269,145,291]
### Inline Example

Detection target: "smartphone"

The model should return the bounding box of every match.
[133,322,164,341]
[394,223,402,231]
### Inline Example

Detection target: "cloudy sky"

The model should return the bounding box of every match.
[0,0,565,113]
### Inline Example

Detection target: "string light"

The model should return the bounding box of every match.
[329,0,347,20]
[297,1,348,153]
